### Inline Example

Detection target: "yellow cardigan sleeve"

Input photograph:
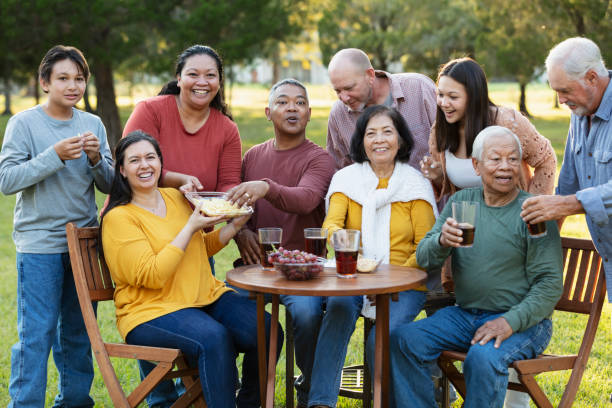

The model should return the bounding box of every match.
[322,192,350,239]
[102,208,185,289]
[202,228,224,257]
[400,200,436,269]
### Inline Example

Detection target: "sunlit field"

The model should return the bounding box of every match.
[0,82,609,407]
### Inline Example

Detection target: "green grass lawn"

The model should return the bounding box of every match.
[0,83,610,407]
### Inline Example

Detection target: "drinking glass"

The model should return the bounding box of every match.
[519,198,547,238]
[258,228,282,269]
[451,201,478,247]
[304,228,328,258]
[331,229,360,278]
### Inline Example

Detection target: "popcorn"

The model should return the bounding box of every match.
[196,197,251,217]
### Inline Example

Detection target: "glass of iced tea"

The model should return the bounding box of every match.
[520,198,547,238]
[526,220,547,238]
[451,201,478,247]
[258,228,282,270]
[304,228,328,258]
[331,229,360,278]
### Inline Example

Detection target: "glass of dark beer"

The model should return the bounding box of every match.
[451,201,479,247]
[304,228,328,258]
[526,221,547,238]
[331,229,360,278]
[520,197,547,238]
[258,228,282,270]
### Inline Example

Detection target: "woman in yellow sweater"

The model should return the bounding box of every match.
[323,105,437,404]
[101,131,281,408]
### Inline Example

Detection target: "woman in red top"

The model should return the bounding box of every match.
[123,44,241,192]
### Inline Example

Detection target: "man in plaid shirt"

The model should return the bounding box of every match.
[327,48,437,170]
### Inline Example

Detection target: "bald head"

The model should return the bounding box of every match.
[328,49,376,112]
[328,48,372,74]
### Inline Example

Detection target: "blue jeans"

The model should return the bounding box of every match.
[283,295,363,407]
[389,305,553,408]
[365,290,426,382]
[126,291,283,408]
[9,252,94,408]
[138,256,217,407]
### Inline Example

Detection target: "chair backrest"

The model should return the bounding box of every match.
[67,222,132,406]
[67,223,115,302]
[557,237,605,315]
[556,237,606,407]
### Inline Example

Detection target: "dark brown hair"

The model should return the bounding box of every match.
[38,45,90,85]
[158,44,232,120]
[350,105,414,163]
[102,131,163,219]
[434,57,497,157]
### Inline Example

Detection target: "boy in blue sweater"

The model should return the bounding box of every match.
[0,45,114,407]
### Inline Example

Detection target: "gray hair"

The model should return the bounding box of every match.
[545,37,607,80]
[472,126,522,161]
[268,78,309,107]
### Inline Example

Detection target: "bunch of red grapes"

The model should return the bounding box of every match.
[269,248,323,280]
[268,247,319,264]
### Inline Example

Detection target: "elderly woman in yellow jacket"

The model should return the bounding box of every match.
[323,105,437,401]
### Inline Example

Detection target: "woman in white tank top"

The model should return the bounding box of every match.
[420,58,556,210]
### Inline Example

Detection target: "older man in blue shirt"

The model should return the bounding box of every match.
[521,37,611,308]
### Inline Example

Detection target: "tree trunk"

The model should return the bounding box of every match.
[34,72,40,105]
[553,92,559,109]
[83,86,94,113]
[93,61,122,150]
[2,76,12,116]
[271,46,280,85]
[227,65,234,109]
[518,82,531,117]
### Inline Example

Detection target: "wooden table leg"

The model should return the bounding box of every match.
[286,310,295,408]
[256,293,267,406]
[373,293,390,408]
[266,295,280,408]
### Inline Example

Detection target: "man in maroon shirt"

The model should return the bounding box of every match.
[227,80,362,408]
[227,78,336,258]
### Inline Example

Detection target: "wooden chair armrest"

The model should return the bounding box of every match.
[105,343,181,362]
[162,368,199,380]
[512,355,577,375]
[440,350,467,361]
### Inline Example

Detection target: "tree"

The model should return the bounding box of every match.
[48,0,182,148]
[317,0,479,77]
[0,0,52,115]
[537,0,612,62]
[398,0,481,78]
[474,0,558,116]
[2,0,301,147]
[318,0,414,70]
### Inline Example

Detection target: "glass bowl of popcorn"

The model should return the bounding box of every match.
[184,192,253,218]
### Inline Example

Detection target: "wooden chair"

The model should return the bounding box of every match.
[439,237,606,408]
[66,222,207,408]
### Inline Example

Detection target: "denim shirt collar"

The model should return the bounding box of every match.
[594,70,612,121]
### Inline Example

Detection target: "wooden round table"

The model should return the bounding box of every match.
[226,263,427,408]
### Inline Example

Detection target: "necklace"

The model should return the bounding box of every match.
[133,190,165,216]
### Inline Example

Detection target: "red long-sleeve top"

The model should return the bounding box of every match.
[123,95,242,192]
